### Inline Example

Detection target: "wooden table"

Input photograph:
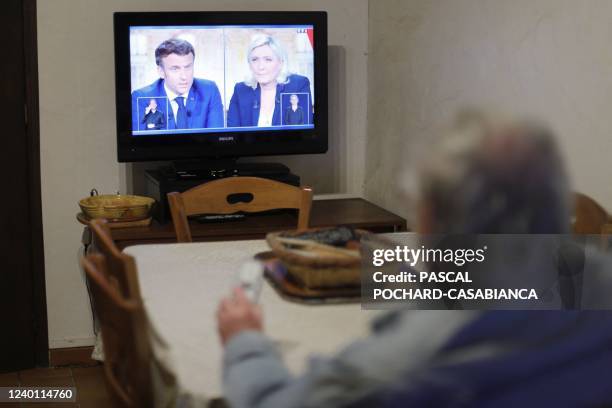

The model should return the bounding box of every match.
[109,198,406,249]
[124,240,380,403]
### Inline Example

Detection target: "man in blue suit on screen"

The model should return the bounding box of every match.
[131,38,224,132]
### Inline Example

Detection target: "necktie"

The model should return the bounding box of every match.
[175,96,187,129]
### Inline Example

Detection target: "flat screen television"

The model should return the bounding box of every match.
[114,11,328,165]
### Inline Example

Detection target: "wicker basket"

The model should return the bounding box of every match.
[266,227,369,288]
[79,189,155,221]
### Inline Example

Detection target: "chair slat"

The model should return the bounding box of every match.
[82,253,153,407]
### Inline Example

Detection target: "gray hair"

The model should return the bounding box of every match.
[244,34,290,89]
[419,111,571,234]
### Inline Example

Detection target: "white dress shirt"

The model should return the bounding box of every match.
[164,83,188,122]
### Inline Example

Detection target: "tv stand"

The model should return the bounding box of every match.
[168,159,290,180]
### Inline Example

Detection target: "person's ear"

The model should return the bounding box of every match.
[157,64,166,79]
[417,200,434,234]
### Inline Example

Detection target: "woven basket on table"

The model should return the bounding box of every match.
[79,189,155,221]
[266,228,370,289]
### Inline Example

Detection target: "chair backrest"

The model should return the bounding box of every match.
[89,218,142,299]
[573,192,611,234]
[82,253,153,408]
[168,176,313,243]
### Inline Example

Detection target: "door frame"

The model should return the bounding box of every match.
[24,0,48,367]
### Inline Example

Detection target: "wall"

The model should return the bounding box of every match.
[367,0,612,226]
[42,0,612,350]
[38,0,368,348]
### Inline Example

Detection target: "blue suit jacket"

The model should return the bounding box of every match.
[131,78,224,131]
[227,74,312,127]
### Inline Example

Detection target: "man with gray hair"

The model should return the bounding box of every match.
[216,112,612,407]
[418,111,570,234]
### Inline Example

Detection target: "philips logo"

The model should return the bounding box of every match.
[218,136,235,142]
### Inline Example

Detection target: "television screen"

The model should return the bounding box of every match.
[115,12,327,162]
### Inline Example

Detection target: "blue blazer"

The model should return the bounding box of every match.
[131,78,224,131]
[227,74,312,127]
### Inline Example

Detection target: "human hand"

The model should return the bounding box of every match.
[217,287,263,346]
[145,106,151,115]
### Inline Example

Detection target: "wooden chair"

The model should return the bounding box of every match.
[89,218,141,299]
[81,253,153,407]
[167,177,313,243]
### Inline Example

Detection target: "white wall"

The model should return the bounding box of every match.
[367,0,612,226]
[38,0,368,348]
[43,0,612,350]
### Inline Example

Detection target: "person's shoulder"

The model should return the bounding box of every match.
[231,81,255,99]
[193,78,220,90]
[132,79,163,97]
[233,81,252,92]
[287,74,309,87]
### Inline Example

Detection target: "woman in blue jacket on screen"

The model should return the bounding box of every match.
[227,34,312,128]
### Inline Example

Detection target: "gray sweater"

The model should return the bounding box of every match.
[222,310,479,408]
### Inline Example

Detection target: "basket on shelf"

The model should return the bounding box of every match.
[266,227,369,288]
[79,189,155,222]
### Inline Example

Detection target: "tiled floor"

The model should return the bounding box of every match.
[0,364,115,407]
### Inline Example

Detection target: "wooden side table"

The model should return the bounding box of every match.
[78,198,407,250]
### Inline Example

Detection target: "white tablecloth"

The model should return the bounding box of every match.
[125,240,378,402]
